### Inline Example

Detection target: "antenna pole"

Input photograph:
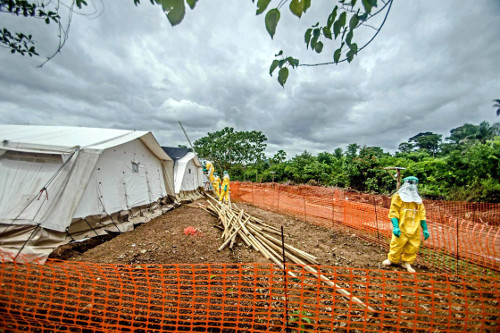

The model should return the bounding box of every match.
[178,121,194,150]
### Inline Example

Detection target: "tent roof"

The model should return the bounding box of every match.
[178,151,202,167]
[0,125,172,161]
[162,147,192,161]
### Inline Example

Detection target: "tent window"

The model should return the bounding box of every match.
[1,150,62,163]
[132,162,139,173]
[188,168,191,174]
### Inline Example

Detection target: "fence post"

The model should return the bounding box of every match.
[277,183,280,212]
[252,182,255,205]
[332,189,335,228]
[281,226,289,332]
[456,216,459,275]
[373,196,380,243]
[303,189,306,221]
[436,201,446,272]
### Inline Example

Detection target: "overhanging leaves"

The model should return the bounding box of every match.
[327,6,338,29]
[157,0,186,26]
[346,30,353,46]
[289,0,304,18]
[333,11,346,38]
[314,41,323,53]
[304,28,312,48]
[278,67,289,87]
[287,56,299,68]
[265,8,280,39]
[256,0,271,15]
[349,14,359,30]
[323,26,332,39]
[186,0,197,9]
[333,47,342,63]
[362,0,374,14]
[269,59,279,76]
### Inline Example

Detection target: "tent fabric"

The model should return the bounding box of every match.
[73,139,167,219]
[174,152,204,193]
[0,125,175,262]
[171,151,204,194]
[161,147,192,161]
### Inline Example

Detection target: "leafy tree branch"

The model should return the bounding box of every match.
[2,0,393,86]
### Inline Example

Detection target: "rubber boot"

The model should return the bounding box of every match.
[382,259,392,266]
[402,262,416,273]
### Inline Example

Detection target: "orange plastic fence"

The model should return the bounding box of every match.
[231,182,500,275]
[1,256,499,332]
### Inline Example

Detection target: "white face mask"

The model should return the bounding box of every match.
[397,182,422,203]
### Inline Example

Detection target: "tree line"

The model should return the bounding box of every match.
[193,121,500,203]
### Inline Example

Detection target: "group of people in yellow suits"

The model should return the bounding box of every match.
[203,161,230,203]
[202,162,429,273]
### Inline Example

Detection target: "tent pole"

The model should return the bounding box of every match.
[14,224,40,261]
[83,218,100,236]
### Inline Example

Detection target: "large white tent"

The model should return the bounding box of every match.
[0,125,176,262]
[162,147,204,201]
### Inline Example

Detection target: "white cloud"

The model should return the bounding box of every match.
[0,0,499,157]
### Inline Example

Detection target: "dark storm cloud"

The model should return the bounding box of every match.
[0,0,498,155]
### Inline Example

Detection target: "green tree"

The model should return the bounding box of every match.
[283,151,316,183]
[446,123,480,144]
[3,0,393,86]
[271,149,287,164]
[398,142,414,153]
[493,99,500,116]
[333,147,343,159]
[193,127,267,172]
[199,120,499,202]
[476,121,500,143]
[346,143,360,158]
[447,122,500,145]
[408,132,442,156]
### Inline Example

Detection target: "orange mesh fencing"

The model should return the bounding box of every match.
[1,256,499,332]
[231,182,500,275]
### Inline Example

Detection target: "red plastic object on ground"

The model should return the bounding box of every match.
[184,226,202,236]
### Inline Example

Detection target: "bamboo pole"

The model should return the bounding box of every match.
[252,227,319,264]
[218,216,250,251]
[205,199,375,312]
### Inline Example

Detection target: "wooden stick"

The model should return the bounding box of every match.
[218,216,250,251]
[255,229,319,264]
[289,254,376,312]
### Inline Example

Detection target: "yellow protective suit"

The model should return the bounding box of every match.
[387,193,426,264]
[205,162,215,183]
[212,175,221,196]
[219,174,230,202]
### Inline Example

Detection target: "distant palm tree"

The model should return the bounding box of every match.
[494,99,500,116]
[475,121,500,143]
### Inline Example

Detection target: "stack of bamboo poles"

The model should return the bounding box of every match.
[199,195,375,312]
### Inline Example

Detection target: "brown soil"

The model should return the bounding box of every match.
[51,200,437,274]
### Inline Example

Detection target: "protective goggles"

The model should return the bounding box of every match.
[404,179,418,185]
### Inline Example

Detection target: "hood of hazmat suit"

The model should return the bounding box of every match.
[397,179,422,204]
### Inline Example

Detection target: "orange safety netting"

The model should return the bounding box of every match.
[1,182,499,332]
[231,182,500,276]
[0,257,499,332]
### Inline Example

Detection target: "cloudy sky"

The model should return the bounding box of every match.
[1,0,499,157]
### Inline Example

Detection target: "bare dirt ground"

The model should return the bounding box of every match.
[50,199,437,274]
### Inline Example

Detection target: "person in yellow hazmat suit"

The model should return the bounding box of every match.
[204,161,215,183]
[382,176,430,273]
[219,170,230,203]
[212,172,221,197]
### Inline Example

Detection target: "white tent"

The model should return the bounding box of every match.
[162,147,204,201]
[0,125,176,263]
